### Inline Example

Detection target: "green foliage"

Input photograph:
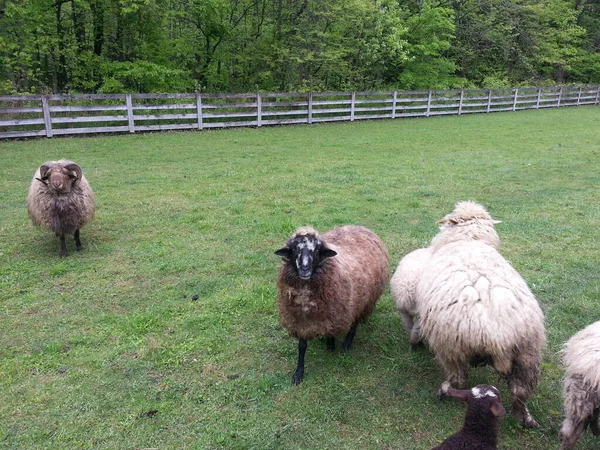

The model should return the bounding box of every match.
[528,0,586,81]
[1,108,599,448]
[0,0,599,92]
[397,0,461,89]
[99,60,195,93]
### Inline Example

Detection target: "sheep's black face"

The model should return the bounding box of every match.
[275,235,337,280]
[470,385,505,419]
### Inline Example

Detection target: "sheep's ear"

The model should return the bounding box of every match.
[275,247,291,261]
[437,216,461,226]
[62,162,83,183]
[39,162,54,179]
[490,400,506,418]
[446,387,470,402]
[320,247,337,259]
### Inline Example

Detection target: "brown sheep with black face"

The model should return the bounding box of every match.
[27,160,96,257]
[275,225,389,385]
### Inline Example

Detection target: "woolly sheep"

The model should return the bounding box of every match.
[390,247,431,347]
[559,320,600,450]
[275,225,389,385]
[416,201,546,428]
[27,160,96,257]
[432,384,506,450]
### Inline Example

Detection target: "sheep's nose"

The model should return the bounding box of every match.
[52,181,62,189]
[297,254,313,279]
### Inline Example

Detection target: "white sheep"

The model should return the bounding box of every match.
[27,160,96,257]
[559,320,600,450]
[390,247,431,347]
[275,225,389,385]
[416,201,546,428]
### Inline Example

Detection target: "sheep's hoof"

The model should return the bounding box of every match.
[410,341,424,351]
[325,337,336,352]
[76,246,83,252]
[522,416,540,428]
[292,371,304,385]
[437,381,452,399]
[59,250,68,258]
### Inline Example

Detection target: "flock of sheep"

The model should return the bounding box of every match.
[27,160,598,449]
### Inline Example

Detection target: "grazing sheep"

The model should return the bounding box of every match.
[27,160,96,257]
[432,384,506,450]
[275,225,389,385]
[416,201,546,428]
[559,320,600,450]
[390,247,431,348]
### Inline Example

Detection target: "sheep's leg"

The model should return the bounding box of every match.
[400,313,422,349]
[400,311,415,336]
[325,336,336,352]
[559,385,597,448]
[74,229,82,251]
[590,409,600,436]
[342,321,359,350]
[292,339,307,385]
[437,359,468,398]
[409,318,423,349]
[58,234,68,257]
[505,359,540,428]
[560,418,587,450]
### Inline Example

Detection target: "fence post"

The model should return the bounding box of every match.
[486,89,492,113]
[350,92,355,121]
[41,95,53,138]
[426,90,432,116]
[196,93,203,130]
[256,92,262,127]
[391,91,397,119]
[458,90,464,115]
[596,85,600,105]
[512,88,518,111]
[536,88,542,109]
[125,94,135,133]
[307,93,313,124]
[557,87,563,107]
[576,86,582,106]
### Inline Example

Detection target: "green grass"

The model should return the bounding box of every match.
[1,107,599,449]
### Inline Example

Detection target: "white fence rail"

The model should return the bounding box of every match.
[1,86,599,139]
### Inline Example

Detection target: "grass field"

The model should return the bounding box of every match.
[1,107,599,449]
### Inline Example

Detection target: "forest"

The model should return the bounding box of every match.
[1,0,599,94]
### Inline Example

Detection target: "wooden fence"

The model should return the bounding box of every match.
[1,86,599,139]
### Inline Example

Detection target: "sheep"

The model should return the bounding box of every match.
[275,225,389,385]
[432,384,506,450]
[416,201,546,428]
[27,160,96,257]
[390,247,431,348]
[559,320,600,450]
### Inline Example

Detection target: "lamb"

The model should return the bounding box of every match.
[432,384,506,450]
[275,225,389,385]
[27,160,96,257]
[416,201,546,428]
[559,320,600,450]
[390,247,431,348]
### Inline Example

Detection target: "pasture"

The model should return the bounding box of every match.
[1,107,599,449]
